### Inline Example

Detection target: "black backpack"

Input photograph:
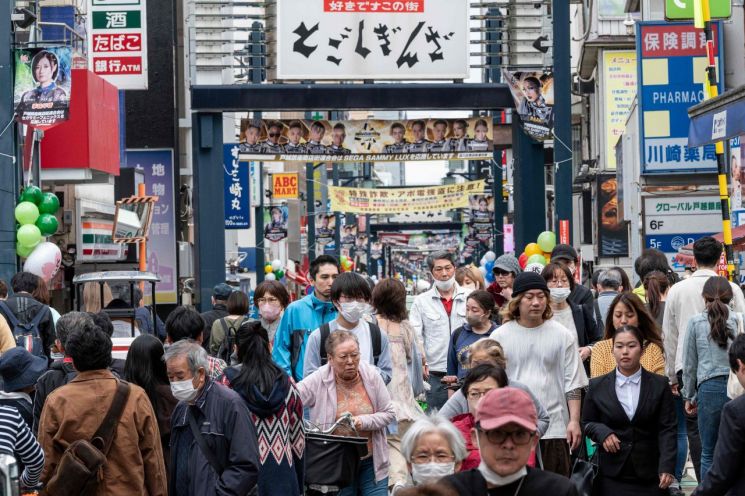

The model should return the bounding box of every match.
[216,317,247,363]
[319,322,382,367]
[0,300,48,358]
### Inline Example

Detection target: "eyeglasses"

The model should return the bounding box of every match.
[269,133,281,137]
[333,352,360,362]
[412,452,456,464]
[478,428,535,446]
[467,390,493,401]
[256,297,280,305]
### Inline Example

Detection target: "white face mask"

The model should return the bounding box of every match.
[463,282,477,290]
[549,287,571,303]
[411,462,456,485]
[434,276,456,291]
[475,436,528,487]
[170,376,200,403]
[339,301,370,322]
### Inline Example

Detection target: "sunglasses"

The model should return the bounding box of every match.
[269,133,281,137]
[493,269,512,276]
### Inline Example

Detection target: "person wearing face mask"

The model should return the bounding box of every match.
[166,340,259,496]
[303,272,393,383]
[410,251,472,412]
[252,280,290,346]
[455,266,486,291]
[487,254,522,309]
[443,291,498,387]
[541,262,602,373]
[441,387,579,496]
[550,244,594,307]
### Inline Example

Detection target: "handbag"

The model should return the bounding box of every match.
[304,431,369,488]
[569,437,598,496]
[45,381,131,496]
[728,312,745,399]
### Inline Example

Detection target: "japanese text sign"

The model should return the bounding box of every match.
[271,0,468,80]
[13,47,72,129]
[223,144,250,229]
[636,21,722,174]
[602,51,637,170]
[87,0,148,90]
[272,173,299,199]
[329,180,485,214]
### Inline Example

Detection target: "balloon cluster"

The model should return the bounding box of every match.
[477,251,498,283]
[518,231,556,274]
[263,259,285,281]
[15,186,62,281]
[340,255,355,272]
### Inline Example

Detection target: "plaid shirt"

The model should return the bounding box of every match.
[207,356,227,380]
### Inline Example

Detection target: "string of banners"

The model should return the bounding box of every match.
[329,180,486,214]
[238,118,496,162]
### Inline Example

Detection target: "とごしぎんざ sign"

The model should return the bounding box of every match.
[272,173,299,199]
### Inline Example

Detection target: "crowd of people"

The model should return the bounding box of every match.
[0,237,742,495]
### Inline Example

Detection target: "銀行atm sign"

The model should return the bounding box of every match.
[87,0,148,90]
[272,173,299,199]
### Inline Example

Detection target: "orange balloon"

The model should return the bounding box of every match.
[524,243,542,258]
[543,252,551,263]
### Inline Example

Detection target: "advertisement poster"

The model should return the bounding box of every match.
[123,149,177,304]
[469,194,494,242]
[223,144,250,229]
[502,69,554,141]
[272,173,299,200]
[330,180,485,214]
[341,218,358,251]
[238,118,496,162]
[603,51,637,170]
[272,0,468,80]
[315,213,336,246]
[731,137,743,210]
[597,175,629,256]
[14,47,72,128]
[264,206,288,242]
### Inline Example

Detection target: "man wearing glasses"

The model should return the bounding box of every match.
[441,387,579,495]
[410,251,471,411]
[260,121,284,154]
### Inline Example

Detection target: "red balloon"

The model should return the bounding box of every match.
[518,253,528,269]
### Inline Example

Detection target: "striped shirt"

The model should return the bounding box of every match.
[0,405,44,487]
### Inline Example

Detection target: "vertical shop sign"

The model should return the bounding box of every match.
[603,51,637,170]
[124,149,177,303]
[87,0,148,89]
[223,144,250,229]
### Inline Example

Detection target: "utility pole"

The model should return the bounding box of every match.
[553,0,573,243]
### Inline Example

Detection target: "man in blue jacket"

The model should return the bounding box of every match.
[272,255,340,381]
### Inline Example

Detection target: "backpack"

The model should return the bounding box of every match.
[319,322,382,367]
[216,317,247,363]
[0,300,48,358]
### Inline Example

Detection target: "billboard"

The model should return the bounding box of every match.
[271,0,468,80]
[637,21,723,173]
[223,144,250,229]
[602,51,637,170]
[238,117,496,162]
[597,174,629,256]
[14,47,72,128]
[502,69,554,141]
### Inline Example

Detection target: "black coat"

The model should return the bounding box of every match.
[442,467,578,496]
[568,283,594,307]
[569,300,603,348]
[582,368,677,481]
[200,304,229,353]
[693,395,745,496]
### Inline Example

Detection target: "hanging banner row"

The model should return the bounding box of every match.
[238,118,496,162]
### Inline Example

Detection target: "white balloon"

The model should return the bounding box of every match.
[265,273,277,281]
[478,266,487,275]
[524,262,545,274]
[484,251,497,262]
[23,242,61,282]
[416,280,431,293]
[271,259,282,271]
[480,257,487,267]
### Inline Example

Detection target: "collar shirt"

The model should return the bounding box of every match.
[615,367,642,420]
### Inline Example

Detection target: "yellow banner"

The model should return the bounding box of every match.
[329,180,486,214]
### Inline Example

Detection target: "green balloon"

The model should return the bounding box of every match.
[276,270,285,279]
[38,192,60,215]
[15,201,39,225]
[36,213,58,236]
[20,186,43,205]
[537,231,557,253]
[527,254,546,266]
[16,242,36,258]
[17,224,42,248]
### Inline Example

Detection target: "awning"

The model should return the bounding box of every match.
[673,224,745,265]
[688,84,745,147]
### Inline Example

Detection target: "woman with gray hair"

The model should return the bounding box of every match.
[391,415,468,494]
[296,330,395,496]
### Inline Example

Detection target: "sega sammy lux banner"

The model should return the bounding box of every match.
[502,69,554,141]
[14,47,72,128]
[238,117,495,162]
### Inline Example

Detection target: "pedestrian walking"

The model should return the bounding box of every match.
[486,254,521,309]
[444,291,498,385]
[199,283,232,352]
[124,334,178,470]
[590,292,665,377]
[491,272,587,477]
[253,279,290,345]
[410,251,471,411]
[596,268,624,323]
[0,347,47,428]
[634,248,675,303]
[682,277,736,480]
[582,325,676,495]
[441,387,579,495]
[38,324,168,495]
[692,333,745,495]
[550,244,593,307]
[221,322,305,496]
[89,311,126,376]
[165,306,227,379]
[272,255,339,381]
[0,272,55,360]
[455,265,486,291]
[166,340,260,495]
[644,270,672,327]
[303,272,393,383]
[209,290,249,361]
[296,330,396,496]
[0,404,44,490]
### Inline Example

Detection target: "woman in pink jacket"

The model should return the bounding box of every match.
[297,330,396,496]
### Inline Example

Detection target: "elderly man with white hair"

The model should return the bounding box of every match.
[166,339,260,496]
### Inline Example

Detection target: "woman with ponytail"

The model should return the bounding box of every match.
[644,270,671,326]
[682,276,737,480]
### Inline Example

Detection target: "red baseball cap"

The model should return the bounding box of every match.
[474,387,538,432]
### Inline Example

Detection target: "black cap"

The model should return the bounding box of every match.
[212,283,233,300]
[551,244,578,263]
[512,272,549,297]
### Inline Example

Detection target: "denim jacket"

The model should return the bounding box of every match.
[682,311,737,403]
